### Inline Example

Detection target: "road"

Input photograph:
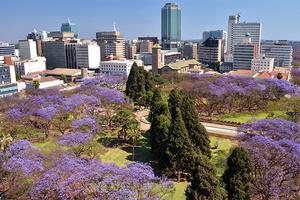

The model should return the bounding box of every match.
[135,110,238,138]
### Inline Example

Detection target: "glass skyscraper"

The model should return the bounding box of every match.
[61,18,78,38]
[161,3,181,50]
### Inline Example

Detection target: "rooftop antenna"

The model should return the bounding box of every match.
[113,22,117,32]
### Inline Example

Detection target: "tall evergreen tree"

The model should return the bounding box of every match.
[222,147,253,200]
[125,62,139,101]
[181,92,211,158]
[149,88,163,123]
[186,154,224,200]
[144,70,155,92]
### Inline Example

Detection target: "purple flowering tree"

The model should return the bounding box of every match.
[184,75,298,117]
[58,132,92,147]
[71,116,100,134]
[291,68,300,86]
[29,154,175,200]
[238,119,300,199]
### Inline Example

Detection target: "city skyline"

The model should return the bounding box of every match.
[1,0,300,43]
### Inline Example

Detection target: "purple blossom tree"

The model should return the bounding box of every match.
[29,154,175,200]
[238,119,300,199]
[71,116,100,134]
[58,132,92,147]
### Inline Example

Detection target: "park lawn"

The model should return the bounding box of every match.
[100,148,131,166]
[219,112,271,124]
[33,139,69,153]
[173,182,188,200]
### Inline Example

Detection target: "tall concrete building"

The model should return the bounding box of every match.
[152,44,163,75]
[61,18,78,38]
[43,40,66,69]
[161,3,181,50]
[19,39,38,60]
[261,40,293,67]
[227,14,261,55]
[139,40,153,53]
[76,42,101,69]
[199,38,223,65]
[233,34,259,70]
[203,30,227,53]
[183,43,198,60]
[125,41,137,59]
[96,29,125,60]
[65,42,78,69]
[0,42,15,56]
[27,29,48,57]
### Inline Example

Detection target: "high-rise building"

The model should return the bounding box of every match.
[261,40,293,67]
[161,3,181,50]
[19,39,38,60]
[152,44,163,75]
[233,34,259,70]
[27,29,48,57]
[203,30,227,53]
[199,38,223,65]
[0,42,15,56]
[183,43,198,60]
[139,40,153,53]
[96,29,125,60]
[76,42,101,69]
[227,14,261,55]
[61,18,78,38]
[43,40,66,69]
[125,41,137,59]
[65,43,78,69]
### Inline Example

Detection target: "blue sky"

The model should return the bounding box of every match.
[1,0,299,43]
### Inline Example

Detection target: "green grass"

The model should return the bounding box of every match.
[33,139,68,153]
[219,112,271,124]
[100,148,131,166]
[210,136,236,176]
[173,182,188,200]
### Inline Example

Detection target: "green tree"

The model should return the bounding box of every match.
[181,92,211,158]
[113,108,137,142]
[222,147,253,200]
[148,89,170,162]
[127,119,140,161]
[60,74,67,83]
[163,89,195,182]
[186,154,224,200]
[125,62,140,101]
[33,79,40,89]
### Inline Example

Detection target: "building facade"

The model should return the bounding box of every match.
[199,38,223,65]
[96,31,125,60]
[261,40,293,67]
[100,60,143,76]
[183,43,198,60]
[19,39,38,60]
[251,56,275,72]
[161,3,181,50]
[0,42,15,56]
[14,57,46,76]
[125,41,137,59]
[0,65,16,83]
[43,40,66,69]
[203,30,227,53]
[61,18,78,38]
[152,44,163,75]
[65,42,78,69]
[227,14,261,55]
[233,36,259,70]
[76,42,101,69]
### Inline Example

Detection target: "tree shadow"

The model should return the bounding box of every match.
[97,137,119,148]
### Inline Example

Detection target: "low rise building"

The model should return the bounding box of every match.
[0,83,18,98]
[14,57,46,76]
[251,56,274,72]
[160,59,202,74]
[43,68,82,82]
[100,60,143,76]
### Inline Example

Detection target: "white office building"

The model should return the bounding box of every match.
[76,42,101,69]
[14,57,46,76]
[261,40,293,67]
[100,60,143,76]
[19,39,37,60]
[227,14,261,55]
[0,65,16,84]
[0,42,15,56]
[251,56,275,72]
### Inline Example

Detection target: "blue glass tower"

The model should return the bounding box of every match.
[61,18,78,38]
[161,3,181,50]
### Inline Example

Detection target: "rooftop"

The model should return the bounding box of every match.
[43,68,81,76]
[164,59,201,70]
